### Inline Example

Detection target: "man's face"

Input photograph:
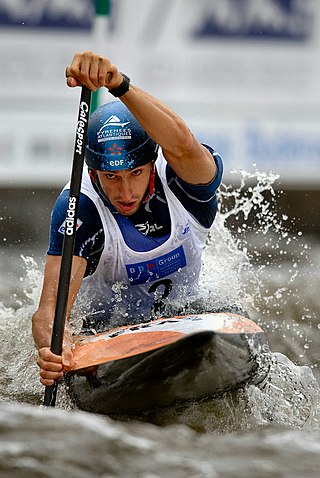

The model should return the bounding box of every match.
[96,162,152,216]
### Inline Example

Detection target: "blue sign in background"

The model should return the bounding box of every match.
[0,0,95,29]
[193,0,312,41]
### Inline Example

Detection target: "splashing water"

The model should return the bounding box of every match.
[199,168,289,312]
[0,168,319,430]
[247,353,320,430]
[0,255,43,404]
[199,167,320,429]
[214,168,317,322]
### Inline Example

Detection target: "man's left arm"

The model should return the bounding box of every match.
[121,86,217,186]
[66,51,216,186]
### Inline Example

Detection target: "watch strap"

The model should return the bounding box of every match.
[109,73,130,97]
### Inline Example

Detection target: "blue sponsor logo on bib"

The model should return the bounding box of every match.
[126,245,186,285]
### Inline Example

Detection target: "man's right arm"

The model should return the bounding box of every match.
[32,254,87,386]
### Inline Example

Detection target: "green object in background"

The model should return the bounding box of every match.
[95,0,110,15]
[91,0,111,113]
[90,90,100,114]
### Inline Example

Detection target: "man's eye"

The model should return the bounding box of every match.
[132,169,142,176]
[105,173,115,179]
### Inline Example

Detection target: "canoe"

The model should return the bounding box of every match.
[67,312,271,415]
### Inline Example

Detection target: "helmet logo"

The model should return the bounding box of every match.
[99,115,130,130]
[97,115,131,144]
[108,143,123,156]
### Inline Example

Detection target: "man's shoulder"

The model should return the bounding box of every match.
[161,144,223,228]
[52,189,101,226]
[49,189,104,260]
[165,145,223,199]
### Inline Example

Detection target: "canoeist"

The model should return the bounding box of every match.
[32,50,223,386]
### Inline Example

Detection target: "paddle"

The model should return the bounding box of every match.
[43,85,92,407]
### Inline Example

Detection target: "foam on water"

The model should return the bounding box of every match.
[0,167,319,431]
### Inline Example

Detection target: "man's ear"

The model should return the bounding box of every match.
[88,168,97,184]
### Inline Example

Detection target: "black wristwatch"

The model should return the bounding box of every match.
[109,73,130,97]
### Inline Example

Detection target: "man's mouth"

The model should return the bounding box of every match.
[116,201,137,213]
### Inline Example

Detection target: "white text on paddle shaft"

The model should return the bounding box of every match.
[65,196,77,235]
[76,101,89,155]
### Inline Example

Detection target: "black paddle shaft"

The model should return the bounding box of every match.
[44,86,92,407]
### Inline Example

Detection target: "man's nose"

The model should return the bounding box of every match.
[120,178,133,201]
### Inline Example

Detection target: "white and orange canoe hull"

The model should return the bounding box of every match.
[67,312,271,415]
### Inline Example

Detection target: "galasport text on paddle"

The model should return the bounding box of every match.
[43,85,92,407]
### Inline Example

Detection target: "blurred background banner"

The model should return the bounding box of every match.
[0,0,94,29]
[0,0,319,187]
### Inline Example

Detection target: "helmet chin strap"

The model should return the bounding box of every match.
[88,168,111,205]
[143,161,156,203]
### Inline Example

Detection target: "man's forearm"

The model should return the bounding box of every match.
[32,310,54,349]
[121,84,192,157]
[32,310,73,350]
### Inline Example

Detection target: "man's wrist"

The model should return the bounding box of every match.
[109,73,130,97]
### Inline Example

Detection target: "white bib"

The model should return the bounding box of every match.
[76,151,210,327]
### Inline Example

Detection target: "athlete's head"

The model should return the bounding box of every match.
[85,101,158,216]
[85,101,158,171]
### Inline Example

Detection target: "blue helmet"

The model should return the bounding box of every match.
[85,101,158,171]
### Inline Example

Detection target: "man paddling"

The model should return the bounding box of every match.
[32,51,223,386]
